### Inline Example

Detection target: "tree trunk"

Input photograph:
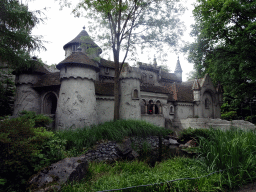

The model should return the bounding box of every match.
[114,73,120,121]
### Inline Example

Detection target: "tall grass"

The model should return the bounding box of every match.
[198,127,256,188]
[55,120,171,152]
[61,157,222,192]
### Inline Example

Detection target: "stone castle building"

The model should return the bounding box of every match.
[12,28,224,130]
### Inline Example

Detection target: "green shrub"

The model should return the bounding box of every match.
[18,110,52,129]
[178,127,212,143]
[0,114,55,191]
[221,111,238,121]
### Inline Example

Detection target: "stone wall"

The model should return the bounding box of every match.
[83,136,170,162]
[96,98,114,124]
[172,118,256,136]
[141,114,165,127]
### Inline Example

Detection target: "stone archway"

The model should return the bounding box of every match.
[202,91,214,118]
[43,92,58,114]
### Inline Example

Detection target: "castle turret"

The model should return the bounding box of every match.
[55,48,99,130]
[13,58,48,116]
[119,66,141,120]
[174,56,182,82]
[63,27,102,60]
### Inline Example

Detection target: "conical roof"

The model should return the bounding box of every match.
[174,57,182,73]
[63,28,102,54]
[56,51,99,71]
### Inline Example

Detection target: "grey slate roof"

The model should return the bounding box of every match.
[63,29,102,54]
[56,51,99,71]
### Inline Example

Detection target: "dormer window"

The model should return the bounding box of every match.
[72,45,78,52]
[104,67,109,74]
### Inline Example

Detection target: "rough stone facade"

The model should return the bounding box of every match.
[12,28,226,131]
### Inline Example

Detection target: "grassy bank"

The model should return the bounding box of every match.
[61,127,256,192]
[2,112,256,191]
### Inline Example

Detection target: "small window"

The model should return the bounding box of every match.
[72,45,77,52]
[104,67,109,74]
[132,89,139,100]
[170,105,174,115]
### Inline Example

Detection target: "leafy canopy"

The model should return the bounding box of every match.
[0,0,45,71]
[72,0,186,66]
[185,0,256,105]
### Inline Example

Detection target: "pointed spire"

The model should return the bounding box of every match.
[153,55,157,67]
[174,56,182,73]
[83,26,85,30]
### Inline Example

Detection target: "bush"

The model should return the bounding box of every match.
[178,127,212,144]
[18,110,52,129]
[0,113,55,191]
[221,111,238,121]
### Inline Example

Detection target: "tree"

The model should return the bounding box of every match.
[0,0,45,116]
[184,0,256,118]
[0,0,45,71]
[64,0,186,120]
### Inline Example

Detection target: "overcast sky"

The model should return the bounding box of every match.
[27,0,196,81]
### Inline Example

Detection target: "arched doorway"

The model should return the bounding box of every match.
[43,92,58,114]
[202,91,214,118]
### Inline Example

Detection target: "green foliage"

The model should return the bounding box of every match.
[0,68,15,116]
[18,110,53,129]
[221,111,238,121]
[0,111,58,191]
[178,127,212,143]
[55,120,171,157]
[184,0,256,117]
[198,128,256,189]
[0,117,54,191]
[0,0,45,71]
[61,157,221,192]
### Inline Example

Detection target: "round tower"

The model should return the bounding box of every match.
[119,66,141,120]
[13,58,48,116]
[55,48,99,130]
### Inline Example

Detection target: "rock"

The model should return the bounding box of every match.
[115,138,132,156]
[185,140,196,148]
[127,150,139,160]
[169,138,180,145]
[28,155,89,192]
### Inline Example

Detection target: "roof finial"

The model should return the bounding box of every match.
[83,26,85,30]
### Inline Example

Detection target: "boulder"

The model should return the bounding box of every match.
[28,155,89,192]
[115,138,133,156]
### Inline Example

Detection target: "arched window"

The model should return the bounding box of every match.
[156,100,162,114]
[43,92,58,114]
[148,100,154,114]
[132,89,139,100]
[170,105,174,115]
